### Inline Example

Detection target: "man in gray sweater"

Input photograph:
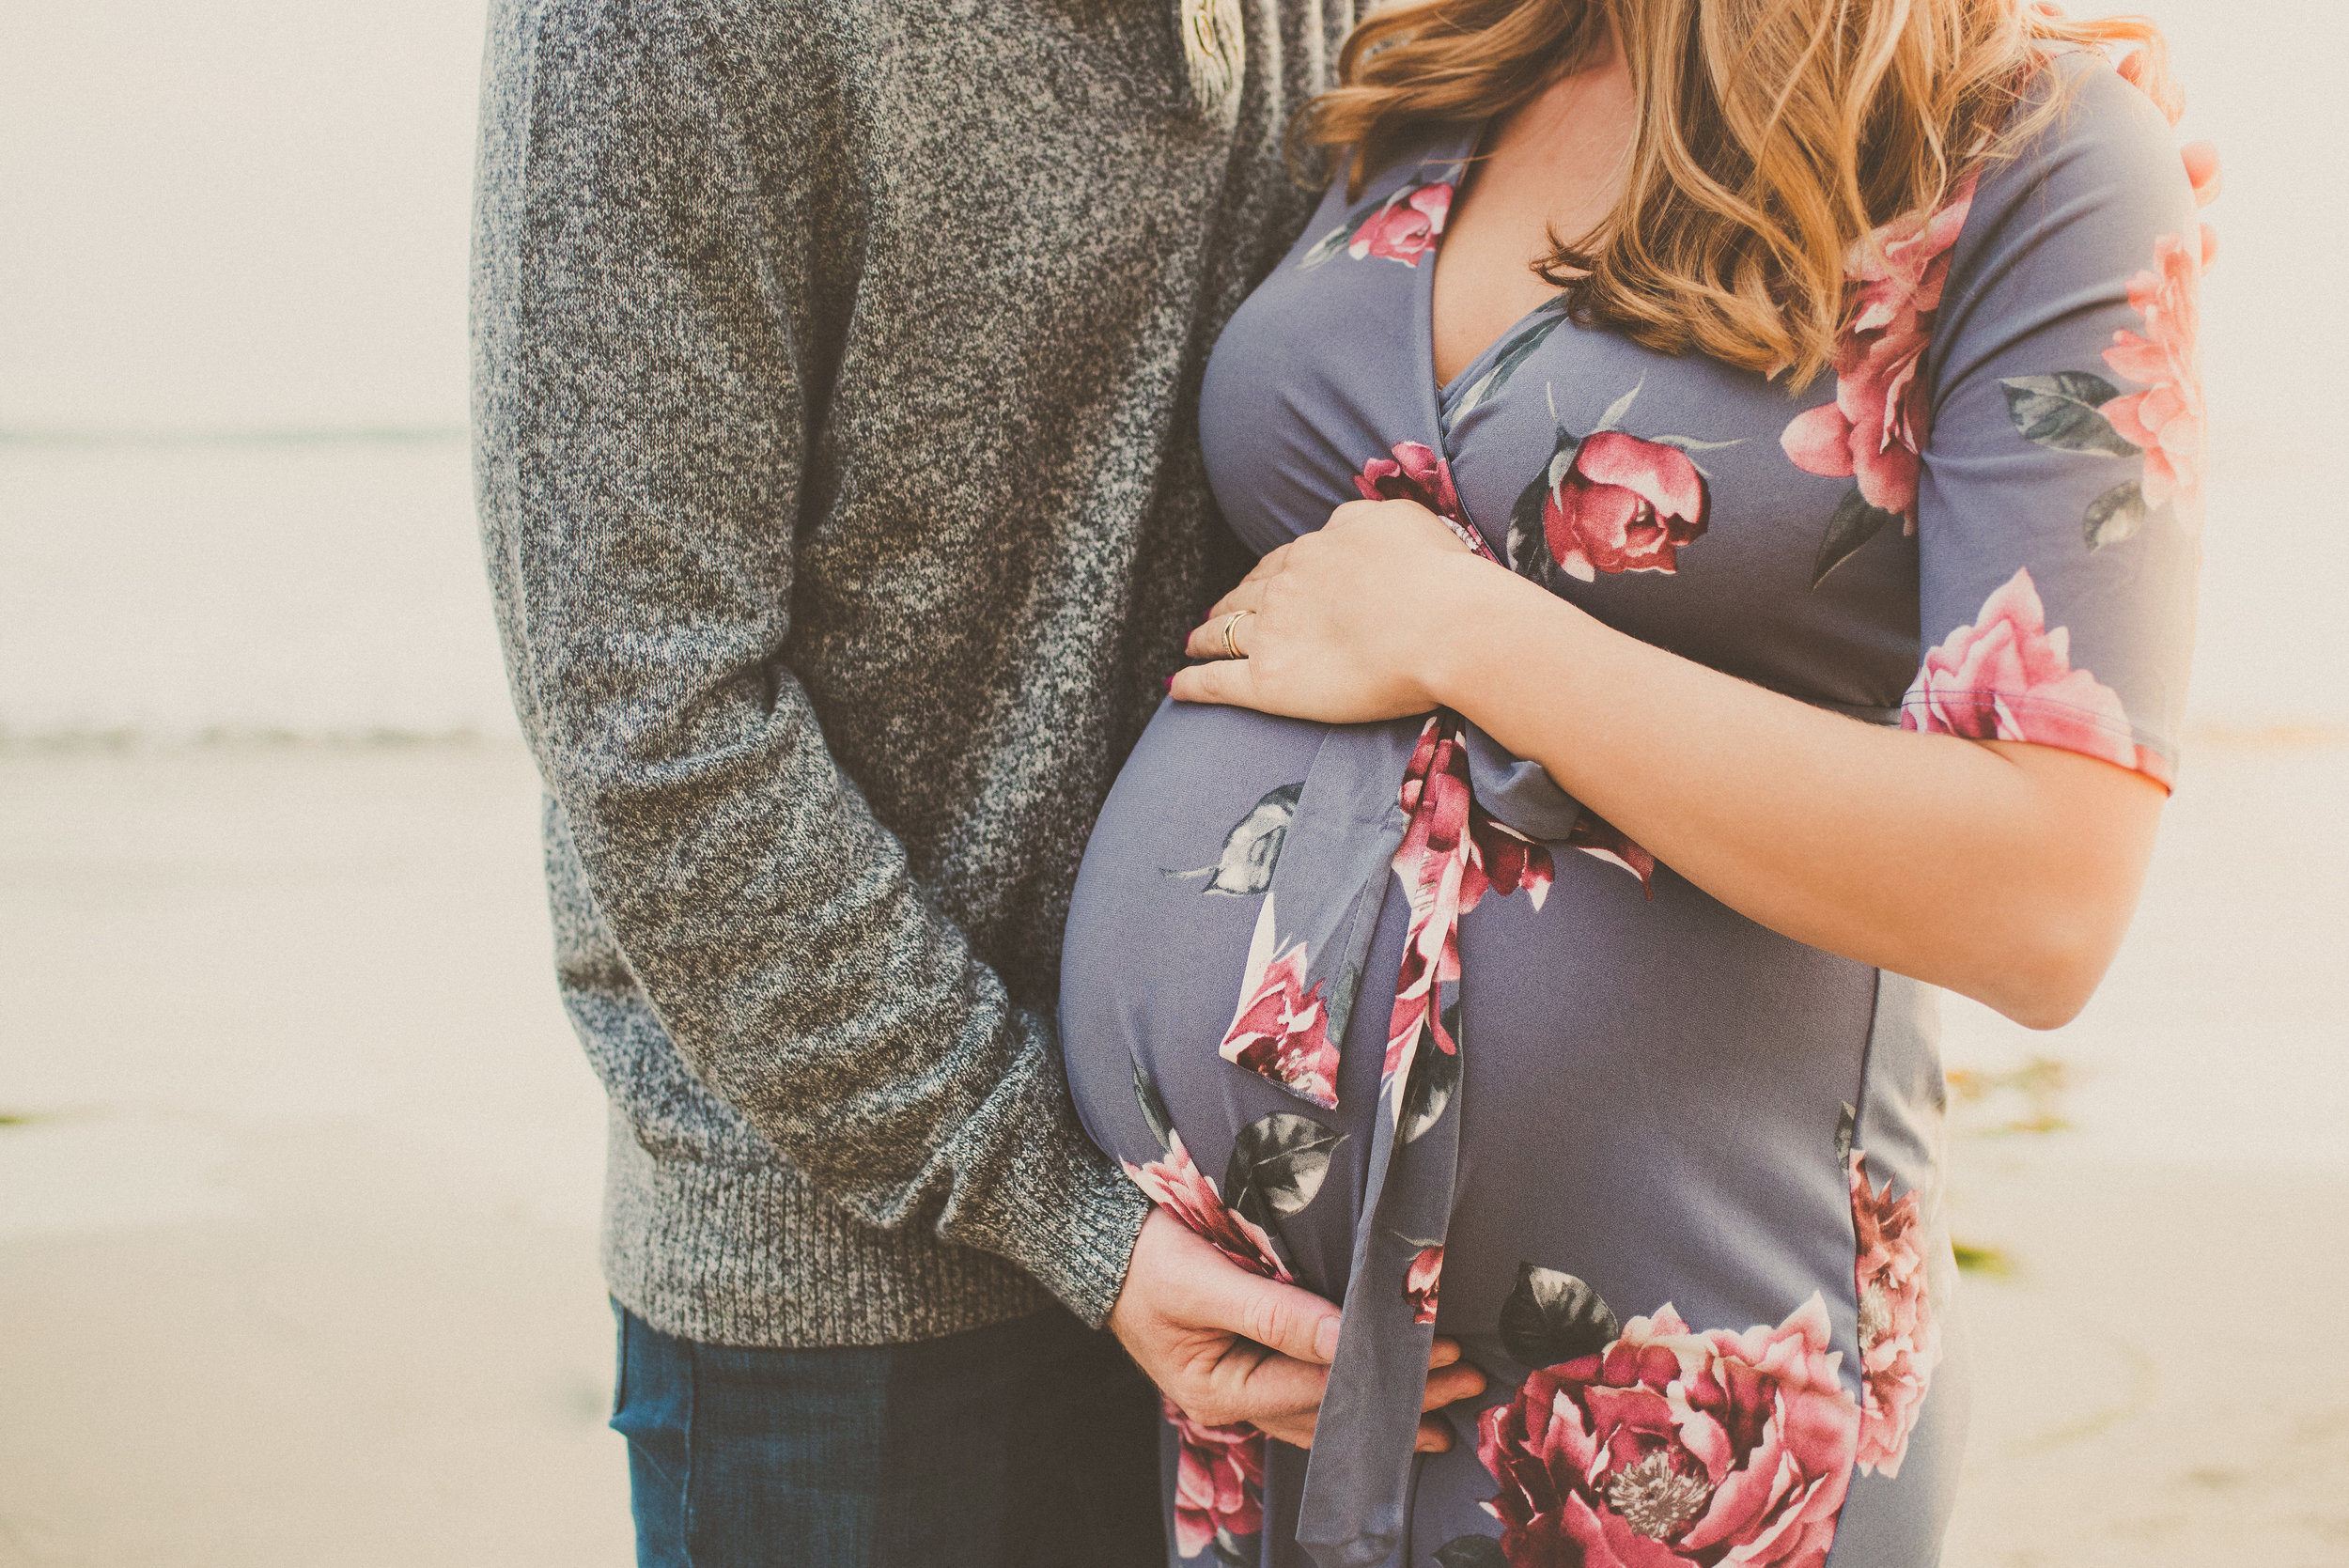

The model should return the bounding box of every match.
[471,0,1366,1560]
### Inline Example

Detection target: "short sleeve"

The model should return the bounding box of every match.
[1910,59,2204,787]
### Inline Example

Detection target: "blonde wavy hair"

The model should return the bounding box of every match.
[1299,0,2178,385]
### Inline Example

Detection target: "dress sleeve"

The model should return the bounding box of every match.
[1909,60,2204,787]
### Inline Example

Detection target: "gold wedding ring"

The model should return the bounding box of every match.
[1221,609,1254,660]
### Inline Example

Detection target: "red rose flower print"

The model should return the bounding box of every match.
[2101,230,2206,513]
[1475,1296,1861,1568]
[1405,1246,1444,1326]
[1165,1397,1268,1559]
[1217,907,1343,1110]
[1358,441,1461,516]
[1902,567,2169,785]
[1563,808,1657,896]
[1782,172,1979,531]
[1358,441,1493,558]
[1349,179,1453,267]
[1122,1130,1294,1283]
[1849,1153,1942,1478]
[1385,718,1555,1090]
[1540,429,1712,580]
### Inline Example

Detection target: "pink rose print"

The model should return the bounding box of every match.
[1349,180,1453,268]
[2101,230,2206,513]
[1358,442,1494,559]
[1475,1296,1861,1568]
[1386,718,1556,1086]
[1358,441,1462,517]
[1405,1245,1444,1325]
[1220,936,1343,1110]
[1123,1130,1294,1283]
[1849,1153,1943,1478]
[1165,1397,1268,1559]
[1541,429,1712,580]
[1902,567,2170,785]
[1782,172,1979,531]
[1563,808,1657,896]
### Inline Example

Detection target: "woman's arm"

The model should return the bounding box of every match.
[1173,500,2165,1030]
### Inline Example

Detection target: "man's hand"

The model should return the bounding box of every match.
[1109,1209,1487,1452]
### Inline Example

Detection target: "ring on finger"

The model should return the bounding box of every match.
[1221,609,1255,660]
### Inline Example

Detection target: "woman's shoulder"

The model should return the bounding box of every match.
[1958,53,2195,257]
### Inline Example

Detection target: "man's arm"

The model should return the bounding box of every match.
[471,0,1151,1319]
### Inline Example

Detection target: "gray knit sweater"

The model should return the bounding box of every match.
[470,0,1355,1345]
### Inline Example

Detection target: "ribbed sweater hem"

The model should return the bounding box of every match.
[599,1110,1060,1348]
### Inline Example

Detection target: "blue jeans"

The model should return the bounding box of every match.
[612,1302,1164,1568]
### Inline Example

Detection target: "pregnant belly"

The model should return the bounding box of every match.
[1060,695,1886,1333]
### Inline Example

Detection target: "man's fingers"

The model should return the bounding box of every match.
[1423,1359,1488,1412]
[1222,1350,1330,1423]
[1161,1236,1342,1363]
[1428,1337,1462,1369]
[1414,1415,1456,1454]
[1254,1413,1318,1449]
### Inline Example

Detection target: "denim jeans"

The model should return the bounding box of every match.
[612,1301,1164,1568]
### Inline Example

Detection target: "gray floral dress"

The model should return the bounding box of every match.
[1060,58,2201,1568]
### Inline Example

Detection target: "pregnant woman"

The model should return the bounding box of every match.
[1063,2,2205,1565]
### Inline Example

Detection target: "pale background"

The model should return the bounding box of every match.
[1,1,2342,1564]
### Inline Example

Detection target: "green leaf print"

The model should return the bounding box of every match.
[1811,487,1904,587]
[1451,301,1570,419]
[1225,1112,1344,1227]
[1434,1536,1508,1567]
[1399,1009,1462,1143]
[1999,372,2139,456]
[1499,1263,1622,1369]
[1133,1057,1177,1154]
[2083,479,2149,550]
[1162,782,1303,895]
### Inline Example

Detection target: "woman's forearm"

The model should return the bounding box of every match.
[1423,556,2166,1028]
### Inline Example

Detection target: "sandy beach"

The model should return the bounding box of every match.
[2,734,2341,1567]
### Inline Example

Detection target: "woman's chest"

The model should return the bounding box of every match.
[1200,148,1926,718]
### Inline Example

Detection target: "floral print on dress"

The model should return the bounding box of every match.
[1166,1398,1268,1560]
[1164,783,1302,897]
[2103,231,2205,512]
[1902,567,2169,784]
[1385,716,1554,1108]
[1475,1293,1861,1568]
[1998,227,2207,549]
[1783,172,1979,583]
[1849,1152,1943,1479]
[1122,1127,1295,1283]
[1509,382,1735,586]
[1358,442,1492,557]
[1299,175,1457,271]
[1218,906,1343,1109]
[1405,1245,1444,1325]
[1563,808,1657,895]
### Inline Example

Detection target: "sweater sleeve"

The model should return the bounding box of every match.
[469,0,1148,1326]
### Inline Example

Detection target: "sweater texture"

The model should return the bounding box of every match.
[471,0,1355,1345]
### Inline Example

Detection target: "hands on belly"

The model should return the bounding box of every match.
[1109,1209,1487,1451]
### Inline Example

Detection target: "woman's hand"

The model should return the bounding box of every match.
[1173,499,1510,722]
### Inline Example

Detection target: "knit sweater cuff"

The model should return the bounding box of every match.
[1004,1141,1153,1329]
